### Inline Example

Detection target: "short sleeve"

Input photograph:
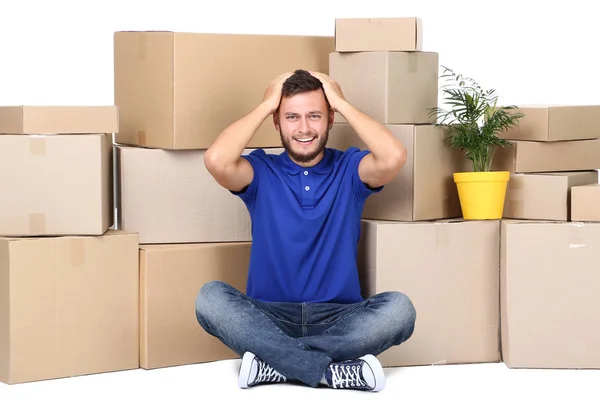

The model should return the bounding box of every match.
[348,148,384,203]
[229,148,267,207]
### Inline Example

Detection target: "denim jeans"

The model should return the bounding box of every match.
[195,280,416,388]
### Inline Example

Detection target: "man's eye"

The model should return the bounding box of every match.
[286,116,298,120]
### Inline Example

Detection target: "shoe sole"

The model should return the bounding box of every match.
[238,352,255,389]
[360,354,386,392]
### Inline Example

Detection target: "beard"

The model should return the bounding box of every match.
[279,127,330,164]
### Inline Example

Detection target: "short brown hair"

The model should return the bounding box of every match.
[281,69,330,108]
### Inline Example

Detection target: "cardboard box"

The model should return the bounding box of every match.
[139,242,250,369]
[358,219,501,367]
[500,105,600,141]
[114,31,334,150]
[0,134,113,236]
[503,171,598,221]
[0,230,139,384]
[328,123,463,221]
[0,106,118,134]
[116,145,283,244]
[334,18,422,52]
[329,51,438,124]
[501,220,600,369]
[571,184,600,222]
[492,139,600,172]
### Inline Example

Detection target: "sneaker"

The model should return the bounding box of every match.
[324,354,385,392]
[238,351,288,389]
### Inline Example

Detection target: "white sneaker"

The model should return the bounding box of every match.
[324,354,386,392]
[238,351,288,389]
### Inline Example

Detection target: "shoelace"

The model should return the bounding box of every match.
[255,360,287,384]
[329,363,367,389]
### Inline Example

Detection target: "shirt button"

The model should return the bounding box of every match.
[304,171,308,175]
[305,186,310,191]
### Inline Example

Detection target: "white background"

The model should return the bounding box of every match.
[1,0,600,399]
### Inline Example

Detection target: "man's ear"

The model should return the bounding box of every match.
[273,111,281,132]
[328,107,335,129]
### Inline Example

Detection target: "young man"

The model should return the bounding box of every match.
[195,69,416,392]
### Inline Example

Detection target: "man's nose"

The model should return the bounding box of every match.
[299,116,310,132]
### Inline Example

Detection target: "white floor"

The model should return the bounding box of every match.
[1,359,599,400]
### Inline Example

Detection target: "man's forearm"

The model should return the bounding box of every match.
[336,101,406,165]
[205,102,273,168]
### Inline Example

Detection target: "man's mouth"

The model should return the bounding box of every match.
[294,137,316,144]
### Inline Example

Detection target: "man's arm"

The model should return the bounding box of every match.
[204,72,293,192]
[309,72,407,188]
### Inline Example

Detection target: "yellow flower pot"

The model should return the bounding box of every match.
[453,171,510,220]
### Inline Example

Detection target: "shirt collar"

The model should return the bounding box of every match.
[277,148,334,175]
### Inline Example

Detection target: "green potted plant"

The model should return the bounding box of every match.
[429,66,524,220]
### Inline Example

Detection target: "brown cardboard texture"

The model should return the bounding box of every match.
[499,105,600,141]
[0,134,113,236]
[358,219,501,367]
[571,184,600,222]
[329,51,438,124]
[139,242,250,369]
[500,220,600,369]
[334,18,423,52]
[492,138,600,172]
[117,145,283,244]
[328,123,463,221]
[0,230,139,384]
[0,106,118,134]
[114,31,333,150]
[503,171,598,221]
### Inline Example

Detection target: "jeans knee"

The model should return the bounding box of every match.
[382,291,417,340]
[195,280,229,325]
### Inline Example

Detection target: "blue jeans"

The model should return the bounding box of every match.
[195,280,416,388]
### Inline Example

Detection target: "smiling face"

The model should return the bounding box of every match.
[274,88,334,166]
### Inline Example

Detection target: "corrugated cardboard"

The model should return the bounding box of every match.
[329,51,438,124]
[0,134,113,236]
[500,220,600,369]
[139,242,250,369]
[500,105,600,141]
[503,171,598,221]
[571,184,600,222]
[116,145,283,244]
[492,138,600,172]
[328,123,463,221]
[114,31,334,150]
[334,18,422,52]
[358,219,501,367]
[0,230,139,384]
[0,106,118,134]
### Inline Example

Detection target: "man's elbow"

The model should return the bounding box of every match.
[382,143,407,174]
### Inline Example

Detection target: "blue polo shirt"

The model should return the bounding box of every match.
[232,146,382,304]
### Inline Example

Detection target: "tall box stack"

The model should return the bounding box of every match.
[0,106,139,384]
[492,106,600,369]
[328,18,501,368]
[113,31,335,369]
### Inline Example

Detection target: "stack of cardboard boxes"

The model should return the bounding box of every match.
[328,18,502,368]
[112,31,334,370]
[0,106,139,384]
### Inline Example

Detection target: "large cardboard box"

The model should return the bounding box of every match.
[116,145,283,244]
[503,171,598,221]
[492,138,600,172]
[571,184,600,222]
[0,106,118,134]
[0,134,113,236]
[358,219,501,367]
[500,105,600,141]
[0,230,139,384]
[329,51,438,124]
[328,123,463,221]
[114,31,334,150]
[139,242,250,369]
[334,18,422,52]
[501,220,600,369]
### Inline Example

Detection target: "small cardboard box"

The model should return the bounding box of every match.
[334,17,422,52]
